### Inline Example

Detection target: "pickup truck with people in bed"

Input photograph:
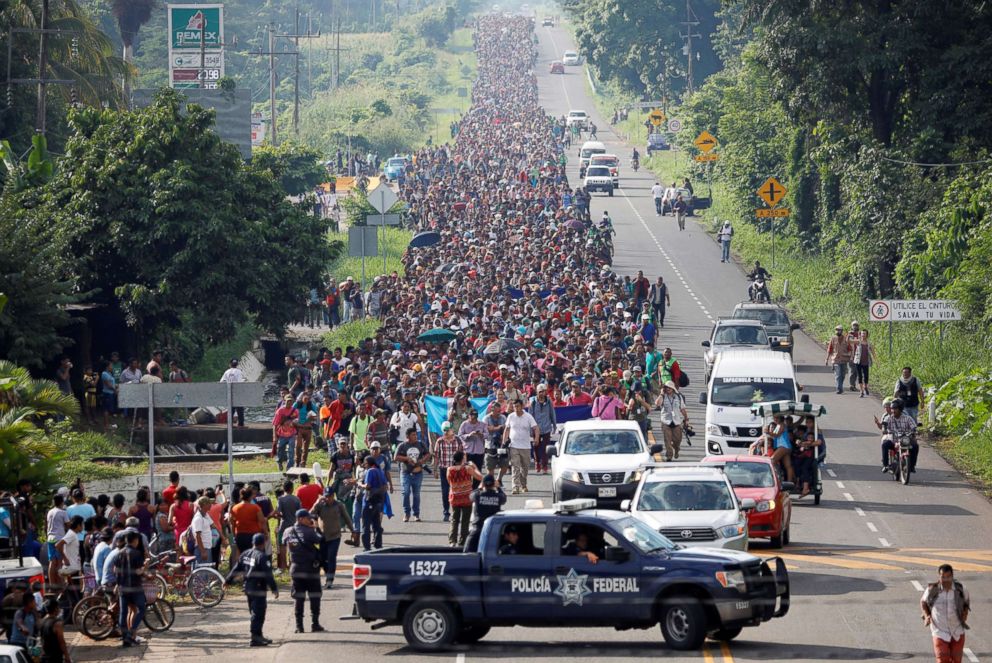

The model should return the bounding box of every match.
[351,499,790,651]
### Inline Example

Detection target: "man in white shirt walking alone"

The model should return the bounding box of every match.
[501,399,539,495]
[921,563,970,663]
[220,358,248,427]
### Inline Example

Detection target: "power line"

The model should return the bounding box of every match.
[877,155,992,168]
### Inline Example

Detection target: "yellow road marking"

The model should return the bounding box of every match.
[773,553,902,571]
[720,641,734,662]
[702,644,716,662]
[903,549,992,562]
[848,552,992,573]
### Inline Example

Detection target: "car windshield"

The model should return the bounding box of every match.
[733,308,790,327]
[581,148,605,157]
[586,167,611,177]
[616,517,677,553]
[387,158,405,166]
[721,461,776,488]
[714,326,768,345]
[637,480,736,511]
[591,157,618,166]
[710,377,795,406]
[564,430,643,455]
[570,112,586,118]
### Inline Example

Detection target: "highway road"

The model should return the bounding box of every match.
[123,22,991,663]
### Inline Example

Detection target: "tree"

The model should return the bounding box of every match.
[251,141,327,197]
[111,0,155,62]
[36,89,329,357]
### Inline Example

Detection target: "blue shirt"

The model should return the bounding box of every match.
[0,507,10,538]
[101,370,116,395]
[363,466,387,507]
[66,503,96,541]
[93,542,111,585]
[102,547,121,586]
[641,323,657,345]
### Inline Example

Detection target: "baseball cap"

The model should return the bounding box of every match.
[370,441,382,449]
[295,509,312,519]
[252,533,267,546]
[441,421,452,431]
[482,475,496,486]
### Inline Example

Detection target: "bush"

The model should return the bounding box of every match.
[322,319,382,352]
[931,369,992,437]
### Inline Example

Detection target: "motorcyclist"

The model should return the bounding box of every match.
[880,399,919,473]
[747,261,771,301]
[631,148,640,171]
[599,211,616,235]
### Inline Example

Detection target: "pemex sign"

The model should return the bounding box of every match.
[169,5,224,49]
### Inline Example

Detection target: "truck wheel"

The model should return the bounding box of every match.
[708,626,743,642]
[402,599,459,651]
[659,597,707,650]
[456,624,491,643]
[769,532,783,548]
[783,525,791,546]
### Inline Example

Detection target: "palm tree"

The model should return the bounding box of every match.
[111,0,156,64]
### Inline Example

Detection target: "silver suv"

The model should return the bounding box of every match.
[702,319,770,382]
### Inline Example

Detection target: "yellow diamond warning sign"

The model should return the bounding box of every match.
[757,177,787,207]
[694,130,717,153]
[649,109,666,127]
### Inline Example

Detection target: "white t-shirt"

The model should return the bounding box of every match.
[651,184,664,199]
[505,411,538,449]
[191,510,215,549]
[59,530,81,572]
[390,411,419,438]
[46,507,70,542]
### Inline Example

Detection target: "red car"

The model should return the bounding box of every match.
[550,61,564,74]
[702,455,793,548]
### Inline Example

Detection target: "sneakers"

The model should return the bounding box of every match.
[882,466,890,473]
[412,516,422,522]
[402,515,409,522]
[443,514,450,522]
[311,624,326,633]
[250,638,269,647]
[511,487,521,495]
[295,626,305,634]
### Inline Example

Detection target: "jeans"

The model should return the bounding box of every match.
[847,362,859,389]
[905,406,920,423]
[439,468,451,518]
[119,590,146,641]
[247,594,267,637]
[654,197,662,214]
[401,471,424,516]
[342,300,352,323]
[361,501,383,550]
[351,495,363,533]
[449,506,471,546]
[322,537,342,583]
[277,436,295,470]
[832,363,847,392]
[534,433,551,472]
[652,303,666,326]
[721,239,731,261]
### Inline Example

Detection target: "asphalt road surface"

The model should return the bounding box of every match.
[171,24,992,663]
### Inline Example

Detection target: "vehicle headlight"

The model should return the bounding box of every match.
[755,500,775,513]
[706,424,722,436]
[627,470,642,483]
[560,470,583,483]
[714,570,746,591]
[720,524,745,538]
[779,340,791,347]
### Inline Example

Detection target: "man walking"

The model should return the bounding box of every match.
[219,358,247,427]
[825,326,853,395]
[921,564,970,663]
[224,532,278,647]
[503,399,539,495]
[358,456,387,551]
[529,385,557,475]
[395,428,431,522]
[651,181,664,216]
[113,532,147,648]
[649,277,671,327]
[446,451,482,548]
[433,422,463,522]
[283,510,325,633]
[310,488,354,589]
[655,381,688,461]
[717,221,733,262]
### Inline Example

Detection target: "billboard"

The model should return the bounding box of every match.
[132,88,252,159]
[168,4,225,90]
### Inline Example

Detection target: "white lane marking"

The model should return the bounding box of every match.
[854,507,866,516]
[456,654,466,663]
[826,468,837,478]
[843,492,854,502]
[964,647,979,663]
[911,580,924,592]
[866,522,878,532]
[835,481,845,489]
[878,538,891,547]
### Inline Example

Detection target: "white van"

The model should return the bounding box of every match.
[578,140,606,174]
[699,350,803,455]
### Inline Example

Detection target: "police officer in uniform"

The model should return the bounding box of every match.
[224,532,278,647]
[283,509,325,633]
[463,475,506,552]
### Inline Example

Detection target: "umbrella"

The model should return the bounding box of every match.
[484,338,523,355]
[564,219,585,231]
[410,231,442,248]
[418,328,457,343]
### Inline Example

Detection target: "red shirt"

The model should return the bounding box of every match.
[566,391,593,406]
[447,466,475,508]
[296,483,323,511]
[162,484,178,505]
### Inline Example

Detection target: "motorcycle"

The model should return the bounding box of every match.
[886,432,915,485]
[631,157,640,172]
[748,275,772,303]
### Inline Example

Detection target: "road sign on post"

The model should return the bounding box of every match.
[648,109,666,127]
[757,177,787,207]
[367,182,399,275]
[869,300,961,322]
[756,208,790,218]
[667,118,682,133]
[694,130,717,153]
[167,4,225,90]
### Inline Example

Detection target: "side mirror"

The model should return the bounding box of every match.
[740,498,756,511]
[604,545,630,563]
[546,445,558,457]
[801,394,810,404]
[698,392,708,405]
[649,443,664,456]
[701,340,711,348]
[619,499,632,511]
[781,481,795,492]
[791,323,800,330]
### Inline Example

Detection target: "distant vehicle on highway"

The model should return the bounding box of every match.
[702,455,793,548]
[702,319,771,382]
[566,109,588,129]
[562,50,580,65]
[584,165,615,196]
[731,303,800,356]
[550,61,564,74]
[383,156,409,182]
[646,133,669,155]
[542,16,553,27]
[577,139,606,176]
[589,153,620,186]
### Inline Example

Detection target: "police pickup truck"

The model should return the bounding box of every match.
[352,499,789,651]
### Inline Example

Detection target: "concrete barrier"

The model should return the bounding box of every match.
[86,472,285,498]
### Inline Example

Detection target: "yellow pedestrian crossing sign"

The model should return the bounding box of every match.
[694,130,717,153]
[648,109,666,127]
[757,177,787,207]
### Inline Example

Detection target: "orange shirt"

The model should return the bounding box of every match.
[229,502,263,534]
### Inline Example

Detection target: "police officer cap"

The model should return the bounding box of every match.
[295,509,313,519]
[483,475,496,486]
[252,532,266,546]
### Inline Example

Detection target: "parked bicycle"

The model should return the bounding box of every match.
[146,549,226,608]
[79,580,175,640]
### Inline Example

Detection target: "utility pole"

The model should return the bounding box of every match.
[327,16,349,91]
[278,8,319,135]
[35,0,50,133]
[680,0,700,95]
[269,26,277,143]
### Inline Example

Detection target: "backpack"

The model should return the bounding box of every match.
[678,371,690,388]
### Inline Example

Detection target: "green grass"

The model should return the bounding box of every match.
[428,28,477,147]
[322,318,383,352]
[187,323,259,381]
[326,227,412,283]
[934,432,992,497]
